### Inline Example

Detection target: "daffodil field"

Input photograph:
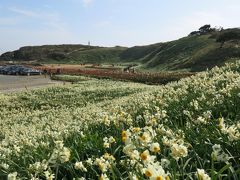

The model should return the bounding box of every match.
[1,61,240,180]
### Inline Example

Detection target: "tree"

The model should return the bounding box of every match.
[216,31,240,48]
[199,24,211,33]
[189,31,201,36]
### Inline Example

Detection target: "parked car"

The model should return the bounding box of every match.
[20,67,42,75]
[0,65,42,75]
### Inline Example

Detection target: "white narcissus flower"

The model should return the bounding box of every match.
[129,150,140,160]
[195,116,207,125]
[103,142,110,148]
[140,150,150,161]
[218,117,225,129]
[122,130,132,144]
[123,144,136,156]
[103,137,110,148]
[59,147,71,163]
[7,172,18,180]
[196,169,211,180]
[1,163,9,170]
[80,131,85,138]
[103,136,116,148]
[78,177,86,180]
[212,144,221,152]
[74,161,87,172]
[108,136,116,143]
[170,143,188,160]
[225,125,240,142]
[161,158,170,168]
[211,144,230,162]
[150,142,161,153]
[99,173,109,180]
[86,158,93,165]
[129,172,139,180]
[162,136,171,147]
[103,153,115,161]
[103,114,110,126]
[44,171,55,180]
[95,157,110,173]
[142,163,170,180]
[139,132,152,144]
[55,141,64,149]
[49,141,71,164]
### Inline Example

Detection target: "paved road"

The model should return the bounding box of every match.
[0,75,61,93]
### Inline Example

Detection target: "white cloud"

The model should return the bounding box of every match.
[82,0,93,7]
[9,7,40,18]
[0,7,73,54]
[8,7,67,31]
[9,7,59,20]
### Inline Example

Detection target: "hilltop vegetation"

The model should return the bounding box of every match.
[0,61,240,179]
[1,26,240,71]
[120,27,240,71]
[0,45,127,64]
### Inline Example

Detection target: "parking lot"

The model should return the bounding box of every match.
[0,75,61,93]
[0,65,42,75]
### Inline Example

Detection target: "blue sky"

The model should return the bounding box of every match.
[0,0,240,54]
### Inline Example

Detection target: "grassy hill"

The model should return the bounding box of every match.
[124,28,240,71]
[0,45,127,64]
[1,28,240,71]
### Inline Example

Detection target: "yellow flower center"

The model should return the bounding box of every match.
[140,152,148,161]
[122,131,127,142]
[145,170,152,177]
[154,146,160,153]
[99,174,105,180]
[120,111,125,117]
[132,127,140,132]
[140,135,146,141]
[98,163,104,171]
[122,131,127,137]
[156,176,163,180]
[151,117,157,123]
[165,176,170,180]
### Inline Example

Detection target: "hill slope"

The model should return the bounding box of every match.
[123,28,240,71]
[1,28,240,71]
[0,45,127,64]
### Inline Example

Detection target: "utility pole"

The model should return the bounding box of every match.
[88,41,91,48]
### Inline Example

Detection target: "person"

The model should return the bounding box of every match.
[56,68,61,74]
[43,69,47,78]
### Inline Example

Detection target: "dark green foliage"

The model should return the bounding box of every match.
[47,52,67,60]
[119,43,161,61]
[217,29,240,43]
[199,24,211,33]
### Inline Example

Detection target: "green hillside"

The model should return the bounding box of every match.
[66,47,127,64]
[124,28,240,71]
[1,27,240,71]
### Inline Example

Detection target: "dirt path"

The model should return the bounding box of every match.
[0,75,62,93]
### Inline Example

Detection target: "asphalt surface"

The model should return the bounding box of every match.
[0,75,61,93]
